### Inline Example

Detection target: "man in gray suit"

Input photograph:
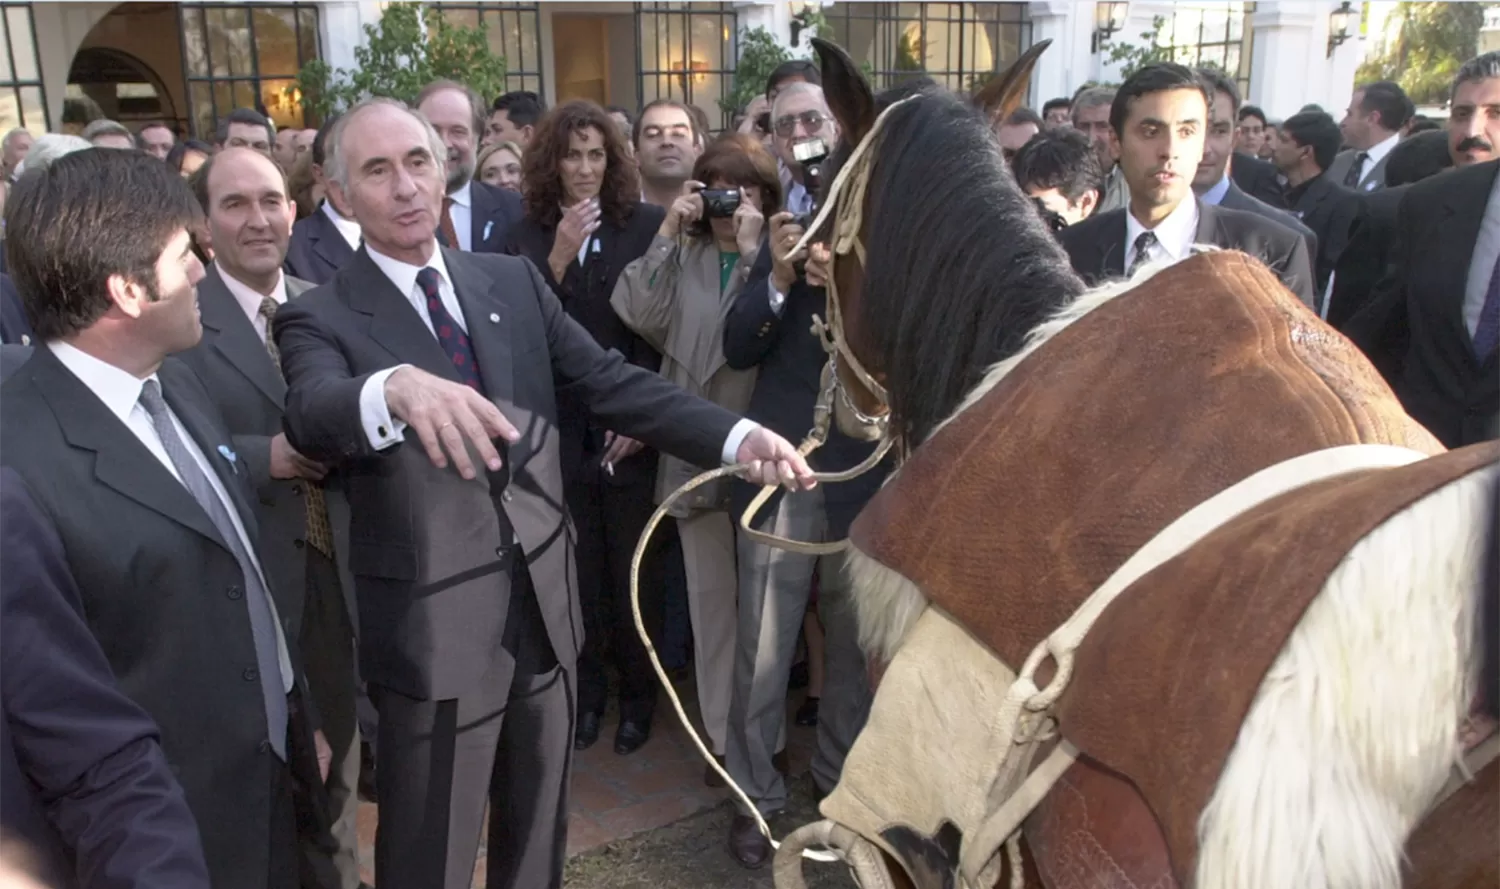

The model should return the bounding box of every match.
[272,98,816,889]
[1329,80,1414,193]
[175,147,361,889]
[1193,68,1319,267]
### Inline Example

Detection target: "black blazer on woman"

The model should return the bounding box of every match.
[505,201,668,485]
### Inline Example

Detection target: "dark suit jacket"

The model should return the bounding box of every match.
[1058,200,1317,307]
[284,206,356,286]
[1287,172,1361,298]
[0,467,211,889]
[1357,160,1500,447]
[1218,180,1318,263]
[505,202,667,488]
[0,350,320,889]
[0,342,29,378]
[174,266,357,639]
[1230,151,1288,209]
[0,273,32,345]
[272,246,740,701]
[723,249,891,538]
[1330,185,1409,335]
[440,180,524,254]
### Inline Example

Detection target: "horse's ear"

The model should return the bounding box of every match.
[973,39,1051,127]
[812,37,876,146]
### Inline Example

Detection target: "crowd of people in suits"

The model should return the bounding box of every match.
[0,41,1496,889]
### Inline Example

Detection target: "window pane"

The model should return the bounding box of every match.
[213,80,235,120]
[7,7,35,83]
[183,7,208,77]
[226,10,253,77]
[0,89,18,132]
[253,7,299,75]
[207,7,233,77]
[443,8,479,30]
[234,80,256,113]
[0,13,12,83]
[260,77,301,129]
[192,80,215,139]
[298,7,319,64]
[18,85,42,131]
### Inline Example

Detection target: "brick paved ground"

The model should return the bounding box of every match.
[355,675,819,886]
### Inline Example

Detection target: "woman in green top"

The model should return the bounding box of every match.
[612,134,782,783]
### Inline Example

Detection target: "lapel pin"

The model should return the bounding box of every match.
[483,220,494,243]
[489,313,500,324]
[217,445,240,472]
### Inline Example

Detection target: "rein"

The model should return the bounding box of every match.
[626,97,915,870]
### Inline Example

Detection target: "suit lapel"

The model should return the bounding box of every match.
[342,248,464,385]
[310,211,355,275]
[32,350,229,550]
[470,183,493,250]
[162,372,261,549]
[1100,212,1126,277]
[198,266,286,407]
[444,247,514,405]
[1437,164,1496,353]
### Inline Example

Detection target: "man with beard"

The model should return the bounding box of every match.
[415,80,523,254]
[1448,52,1500,168]
[635,100,702,208]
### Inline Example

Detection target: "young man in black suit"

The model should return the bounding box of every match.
[1,149,330,889]
[272,97,814,889]
[284,120,358,285]
[1058,63,1315,307]
[1270,110,1361,301]
[416,80,524,254]
[1,467,211,889]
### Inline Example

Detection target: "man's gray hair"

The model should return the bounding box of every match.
[1,127,27,152]
[81,119,132,143]
[17,134,91,176]
[1070,87,1116,123]
[1453,51,1500,103]
[322,97,448,191]
[415,79,486,138]
[770,80,830,122]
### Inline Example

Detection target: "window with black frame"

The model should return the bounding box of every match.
[439,3,544,99]
[1158,2,1255,99]
[820,2,1032,95]
[636,2,737,132]
[179,4,320,139]
[0,3,45,133]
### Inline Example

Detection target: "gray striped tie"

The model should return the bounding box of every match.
[138,379,288,759]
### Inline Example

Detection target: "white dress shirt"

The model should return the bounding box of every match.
[219,266,288,344]
[47,341,294,692]
[448,180,474,251]
[322,200,362,251]
[1464,169,1500,337]
[1360,132,1401,187]
[1199,174,1232,206]
[1125,196,1201,267]
[355,242,758,464]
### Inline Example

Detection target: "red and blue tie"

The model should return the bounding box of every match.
[416,267,486,394]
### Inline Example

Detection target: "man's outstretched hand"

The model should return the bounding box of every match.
[384,367,520,479]
[735,426,817,490]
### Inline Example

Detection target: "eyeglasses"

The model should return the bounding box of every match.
[773,110,830,138]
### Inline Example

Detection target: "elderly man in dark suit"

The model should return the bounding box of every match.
[1,467,211,889]
[272,97,814,889]
[284,121,358,285]
[1269,110,1360,302]
[0,150,330,889]
[1058,63,1315,306]
[416,80,524,254]
[175,147,361,889]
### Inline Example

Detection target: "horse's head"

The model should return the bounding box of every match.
[804,37,1051,450]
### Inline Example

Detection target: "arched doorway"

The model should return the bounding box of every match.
[68,46,178,130]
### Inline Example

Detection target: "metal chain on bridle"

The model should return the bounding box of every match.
[626,97,917,882]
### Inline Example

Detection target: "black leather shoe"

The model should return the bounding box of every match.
[613,718,651,755]
[575,711,602,751]
[729,814,772,869]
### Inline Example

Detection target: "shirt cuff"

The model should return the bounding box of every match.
[722,418,760,466]
[361,366,409,449]
[768,283,787,317]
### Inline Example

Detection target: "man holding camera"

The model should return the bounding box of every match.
[719,82,886,869]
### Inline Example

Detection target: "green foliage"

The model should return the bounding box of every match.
[1357,1,1484,104]
[721,25,793,115]
[1102,15,1231,86]
[293,2,507,123]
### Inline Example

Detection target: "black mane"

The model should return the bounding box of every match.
[823,84,1086,448]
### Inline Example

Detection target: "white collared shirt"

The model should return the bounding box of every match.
[1464,169,1500,337]
[47,341,293,692]
[1199,174,1232,206]
[447,180,474,251]
[218,265,288,344]
[1363,131,1400,178]
[321,200,362,251]
[354,241,757,464]
[1124,196,1201,267]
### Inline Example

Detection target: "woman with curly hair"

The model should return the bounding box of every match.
[504,100,672,757]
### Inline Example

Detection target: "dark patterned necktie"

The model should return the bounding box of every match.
[1343,151,1369,188]
[1128,231,1158,276]
[416,267,485,394]
[1474,253,1500,360]
[439,196,460,250]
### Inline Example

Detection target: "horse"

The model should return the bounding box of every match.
[768,38,1500,889]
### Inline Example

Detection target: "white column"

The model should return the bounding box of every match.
[1249,1,1356,120]
[735,0,796,54]
[1027,1,1093,107]
[319,1,382,75]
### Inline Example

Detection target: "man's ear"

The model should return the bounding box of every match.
[1079,187,1100,220]
[106,272,149,318]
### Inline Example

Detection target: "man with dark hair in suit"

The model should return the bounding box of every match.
[284,116,359,285]
[1193,67,1311,248]
[1058,62,1315,306]
[0,467,212,889]
[1236,103,1269,156]
[0,148,328,889]
[176,147,361,889]
[1270,110,1360,301]
[1012,126,1103,227]
[416,80,524,255]
[215,107,276,158]
[486,90,546,149]
[1041,96,1071,127]
[1330,80,1415,192]
[272,96,814,889]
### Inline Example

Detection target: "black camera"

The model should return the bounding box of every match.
[791,137,830,229]
[700,188,741,219]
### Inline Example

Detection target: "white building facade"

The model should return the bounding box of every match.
[10,0,1362,140]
